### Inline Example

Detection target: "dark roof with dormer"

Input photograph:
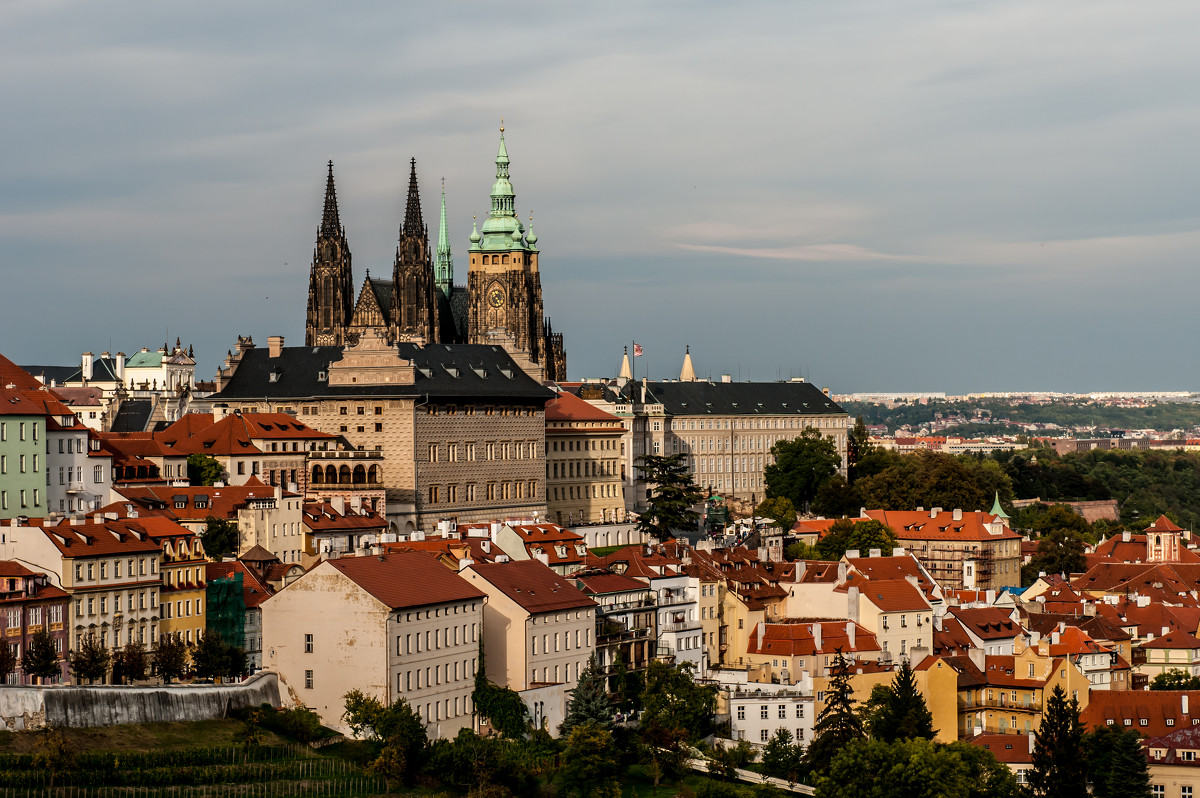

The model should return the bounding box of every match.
[608,379,843,416]
[213,343,554,402]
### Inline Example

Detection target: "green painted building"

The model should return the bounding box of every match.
[0,405,46,520]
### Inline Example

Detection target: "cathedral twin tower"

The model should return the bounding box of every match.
[305,127,566,381]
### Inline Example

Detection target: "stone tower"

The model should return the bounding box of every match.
[305,162,355,346]
[391,158,440,343]
[467,123,564,378]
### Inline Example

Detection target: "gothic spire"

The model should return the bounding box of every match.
[320,160,341,237]
[435,179,454,297]
[402,157,424,236]
[481,120,523,250]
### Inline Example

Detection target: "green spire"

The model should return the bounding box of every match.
[435,179,453,297]
[480,119,526,251]
[990,491,1010,520]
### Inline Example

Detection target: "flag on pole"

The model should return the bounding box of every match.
[633,343,643,357]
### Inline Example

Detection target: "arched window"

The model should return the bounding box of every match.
[311,465,323,484]
[339,465,352,485]
[368,465,380,484]
[353,465,367,485]
[502,254,509,265]
[325,465,337,484]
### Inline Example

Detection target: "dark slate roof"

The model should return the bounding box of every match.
[23,358,122,386]
[21,365,77,385]
[214,343,555,402]
[111,400,154,432]
[369,278,394,318]
[612,379,844,416]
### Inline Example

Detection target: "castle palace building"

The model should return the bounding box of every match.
[305,126,566,382]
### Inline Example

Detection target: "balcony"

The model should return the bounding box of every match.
[658,592,692,607]
[308,449,384,460]
[959,698,1042,713]
[598,619,653,642]
[66,482,86,494]
[659,620,701,634]
[597,597,656,615]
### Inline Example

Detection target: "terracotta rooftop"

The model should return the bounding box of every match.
[321,551,485,610]
[863,509,1019,542]
[545,390,623,425]
[1081,690,1200,737]
[466,559,597,614]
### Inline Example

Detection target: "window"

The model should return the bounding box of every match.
[796,705,804,718]
[304,670,314,689]
[736,705,745,720]
[761,729,770,742]
[761,705,769,720]
[304,634,313,653]
[779,705,787,719]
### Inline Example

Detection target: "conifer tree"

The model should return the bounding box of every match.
[872,659,936,742]
[1085,725,1152,798]
[804,649,864,773]
[560,654,613,736]
[1027,684,1087,798]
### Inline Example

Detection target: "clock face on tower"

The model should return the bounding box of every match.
[488,287,505,308]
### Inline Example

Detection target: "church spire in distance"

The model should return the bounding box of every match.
[435,179,454,298]
[320,160,341,236]
[402,157,425,236]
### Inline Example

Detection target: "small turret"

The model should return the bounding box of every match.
[680,345,696,382]
[619,346,632,383]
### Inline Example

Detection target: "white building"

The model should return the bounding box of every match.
[262,551,486,739]
[727,684,816,746]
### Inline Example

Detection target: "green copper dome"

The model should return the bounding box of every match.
[479,124,530,252]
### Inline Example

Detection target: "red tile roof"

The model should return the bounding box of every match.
[1139,629,1200,650]
[0,560,40,578]
[840,576,931,612]
[573,571,653,595]
[951,607,1025,640]
[11,518,164,557]
[1081,690,1200,737]
[110,481,293,523]
[466,560,597,614]
[545,390,623,425]
[206,560,275,609]
[320,551,485,610]
[303,502,387,533]
[748,619,880,657]
[863,509,1019,542]
[967,733,1032,765]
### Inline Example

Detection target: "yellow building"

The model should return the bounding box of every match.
[949,646,1090,738]
[544,389,626,526]
[144,519,208,647]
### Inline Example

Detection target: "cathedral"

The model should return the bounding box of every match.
[304,126,566,381]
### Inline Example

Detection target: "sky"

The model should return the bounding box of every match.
[3,0,1200,394]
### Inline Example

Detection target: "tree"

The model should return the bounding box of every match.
[1150,669,1200,690]
[560,722,620,798]
[640,661,718,743]
[846,416,872,480]
[805,650,864,773]
[368,738,409,793]
[234,708,264,762]
[868,660,936,743]
[23,633,62,681]
[111,641,147,684]
[817,518,898,561]
[1026,684,1087,798]
[761,728,805,782]
[560,654,613,736]
[635,454,703,541]
[342,690,428,782]
[764,428,841,512]
[1085,725,1152,798]
[1022,516,1089,586]
[816,738,1018,798]
[0,641,16,683]
[200,516,241,560]
[192,630,232,680]
[31,726,75,790]
[69,633,110,684]
[754,497,797,531]
[151,633,189,684]
[187,453,225,486]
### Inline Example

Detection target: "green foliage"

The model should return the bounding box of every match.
[367,737,407,792]
[200,515,240,560]
[1085,725,1152,798]
[852,450,1014,514]
[816,738,1018,798]
[475,681,531,738]
[785,540,823,561]
[866,659,936,743]
[764,428,841,512]
[31,726,75,790]
[191,629,236,680]
[560,722,620,798]
[846,416,872,479]
[817,518,898,561]
[805,650,864,774]
[1027,684,1087,798]
[761,728,805,782]
[187,453,225,486]
[69,633,110,684]
[339,690,426,782]
[640,661,718,743]
[426,727,544,795]
[233,709,264,759]
[561,654,613,736]
[636,454,703,540]
[151,632,189,684]
[753,496,796,530]
[0,638,17,681]
[111,641,147,684]
[1150,669,1200,690]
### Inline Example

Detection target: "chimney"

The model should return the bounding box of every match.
[721,374,732,383]
[1051,631,1060,645]
[931,508,942,518]
[268,336,285,358]
[1185,694,1190,716]
[985,589,996,605]
[793,560,806,583]
[846,621,856,649]
[846,549,860,560]
[81,352,94,382]
[847,585,860,624]
[812,623,822,651]
[868,548,881,558]
[892,547,905,557]
[1163,626,1171,638]
[952,508,963,521]
[1122,530,1131,543]
[458,557,474,571]
[332,497,346,516]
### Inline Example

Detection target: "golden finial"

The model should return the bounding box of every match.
[500,116,505,134]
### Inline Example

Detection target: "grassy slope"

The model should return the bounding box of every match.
[0,719,291,755]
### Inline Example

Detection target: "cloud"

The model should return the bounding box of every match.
[675,242,927,263]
